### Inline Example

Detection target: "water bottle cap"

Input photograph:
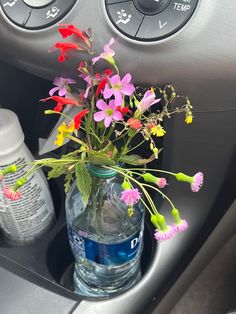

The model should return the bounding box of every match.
[0,109,24,156]
[88,164,117,178]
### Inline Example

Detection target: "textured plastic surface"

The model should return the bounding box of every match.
[0,0,235,313]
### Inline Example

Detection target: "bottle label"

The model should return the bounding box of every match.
[0,157,54,242]
[67,226,143,266]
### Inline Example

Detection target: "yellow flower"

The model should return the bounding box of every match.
[185,114,193,124]
[55,122,74,146]
[150,124,166,137]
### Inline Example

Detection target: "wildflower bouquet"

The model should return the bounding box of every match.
[0,24,203,242]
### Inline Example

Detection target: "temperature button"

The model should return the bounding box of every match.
[136,0,198,40]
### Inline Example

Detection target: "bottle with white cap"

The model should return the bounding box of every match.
[0,109,55,245]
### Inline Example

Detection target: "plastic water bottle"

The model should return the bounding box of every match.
[0,109,55,244]
[65,165,144,297]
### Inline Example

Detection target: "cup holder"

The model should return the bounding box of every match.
[46,221,156,294]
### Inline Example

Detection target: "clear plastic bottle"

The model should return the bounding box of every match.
[65,164,144,298]
[0,109,55,244]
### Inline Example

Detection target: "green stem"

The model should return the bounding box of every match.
[105,125,115,142]
[125,170,175,208]
[124,139,146,154]
[89,127,102,144]
[119,136,133,158]
[66,135,89,148]
[139,197,154,217]
[125,168,177,176]
[142,183,175,209]
[104,166,159,216]
[111,130,129,143]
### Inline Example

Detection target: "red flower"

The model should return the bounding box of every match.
[54,42,81,62]
[73,109,89,130]
[127,118,142,129]
[117,106,130,117]
[58,24,91,48]
[95,69,113,97]
[96,77,108,97]
[104,69,112,76]
[40,96,80,112]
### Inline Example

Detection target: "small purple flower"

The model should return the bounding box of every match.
[154,226,176,242]
[175,171,204,192]
[103,73,135,106]
[138,89,161,113]
[94,99,122,128]
[49,77,76,97]
[120,188,141,206]
[172,219,189,233]
[191,172,204,192]
[79,73,93,98]
[92,38,115,65]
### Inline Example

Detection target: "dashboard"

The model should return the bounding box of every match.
[0,1,236,313]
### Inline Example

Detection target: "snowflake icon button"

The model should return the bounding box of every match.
[106,1,144,38]
[116,9,132,25]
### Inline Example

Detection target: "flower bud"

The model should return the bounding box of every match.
[122,180,131,190]
[1,164,18,177]
[128,207,134,217]
[153,147,159,158]
[151,214,168,231]
[14,177,27,190]
[171,208,181,224]
[44,110,55,115]
[143,173,157,184]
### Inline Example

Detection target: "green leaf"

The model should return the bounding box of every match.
[64,171,74,193]
[119,154,156,165]
[87,151,115,166]
[47,165,66,179]
[75,162,92,206]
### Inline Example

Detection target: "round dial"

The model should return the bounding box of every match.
[133,0,170,15]
[106,0,199,42]
[23,0,54,8]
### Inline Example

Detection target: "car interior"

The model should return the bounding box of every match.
[0,0,235,313]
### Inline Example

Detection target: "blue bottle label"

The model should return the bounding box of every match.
[67,226,142,266]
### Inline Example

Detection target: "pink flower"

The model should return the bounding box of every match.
[154,226,176,242]
[120,188,140,206]
[79,73,93,98]
[0,175,3,182]
[92,38,115,65]
[94,99,122,128]
[3,186,22,200]
[49,77,76,97]
[103,73,135,106]
[138,89,161,113]
[175,171,204,192]
[172,219,189,233]
[156,177,168,189]
[142,173,167,189]
[191,172,204,192]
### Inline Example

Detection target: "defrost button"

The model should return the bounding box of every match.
[106,1,144,38]
[25,0,76,29]
[0,0,31,26]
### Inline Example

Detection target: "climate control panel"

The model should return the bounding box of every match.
[105,0,198,41]
[0,0,76,29]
